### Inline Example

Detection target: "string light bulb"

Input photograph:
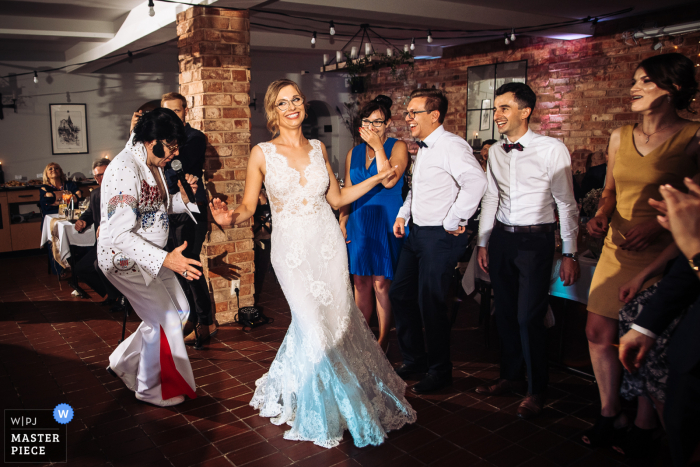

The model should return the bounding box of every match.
[510,29,516,42]
[148,0,155,17]
[311,31,316,45]
[33,71,38,84]
[427,30,433,43]
[329,21,335,36]
[504,33,510,45]
[410,37,415,50]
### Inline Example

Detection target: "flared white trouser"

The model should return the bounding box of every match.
[106,268,197,403]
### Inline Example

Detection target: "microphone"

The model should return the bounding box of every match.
[171,159,196,204]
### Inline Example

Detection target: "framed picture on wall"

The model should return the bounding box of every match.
[49,104,89,154]
[479,99,491,131]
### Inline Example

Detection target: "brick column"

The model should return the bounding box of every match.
[176,7,254,322]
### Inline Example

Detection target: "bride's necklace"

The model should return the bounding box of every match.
[639,123,674,144]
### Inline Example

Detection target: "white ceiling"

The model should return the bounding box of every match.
[0,0,695,69]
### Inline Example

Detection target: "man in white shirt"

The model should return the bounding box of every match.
[476,82,580,419]
[391,89,487,394]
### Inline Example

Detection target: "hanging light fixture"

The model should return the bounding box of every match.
[148,0,155,17]
[311,31,316,45]
[329,21,335,36]
[33,71,38,84]
[427,30,433,43]
[510,28,516,42]
[410,37,415,50]
[504,33,510,45]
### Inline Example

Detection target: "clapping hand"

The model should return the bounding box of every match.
[586,214,609,238]
[656,178,700,260]
[619,219,662,251]
[210,198,235,226]
[163,241,202,281]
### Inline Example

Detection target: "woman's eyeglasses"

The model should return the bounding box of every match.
[276,97,304,111]
[361,119,386,128]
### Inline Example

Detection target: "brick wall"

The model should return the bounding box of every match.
[177,7,254,322]
[362,31,700,173]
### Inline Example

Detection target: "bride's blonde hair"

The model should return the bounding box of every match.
[264,79,306,135]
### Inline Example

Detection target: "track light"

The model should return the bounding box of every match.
[311,31,316,45]
[329,21,335,36]
[410,38,415,50]
[510,29,516,42]
[148,0,155,17]
[652,41,663,50]
[504,34,510,45]
[427,30,433,43]
[33,71,38,84]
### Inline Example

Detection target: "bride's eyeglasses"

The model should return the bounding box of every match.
[276,97,304,111]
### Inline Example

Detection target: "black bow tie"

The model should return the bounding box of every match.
[503,142,524,153]
[417,141,428,149]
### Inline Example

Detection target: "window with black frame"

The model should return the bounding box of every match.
[466,60,527,149]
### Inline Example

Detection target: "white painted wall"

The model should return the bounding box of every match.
[0,49,179,180]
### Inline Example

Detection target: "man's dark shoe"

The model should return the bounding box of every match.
[110,296,129,314]
[100,297,118,307]
[411,373,452,394]
[475,378,527,396]
[517,393,545,419]
[394,364,427,381]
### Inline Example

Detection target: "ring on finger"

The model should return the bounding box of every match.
[182,270,188,278]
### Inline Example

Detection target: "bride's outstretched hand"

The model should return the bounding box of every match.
[377,165,398,183]
[210,198,235,226]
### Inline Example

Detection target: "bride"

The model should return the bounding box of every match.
[210,79,416,448]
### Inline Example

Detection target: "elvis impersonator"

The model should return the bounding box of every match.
[100,108,203,407]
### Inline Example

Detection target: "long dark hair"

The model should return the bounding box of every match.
[360,95,393,121]
[133,108,186,146]
[637,53,698,113]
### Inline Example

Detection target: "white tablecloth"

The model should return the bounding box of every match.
[40,214,96,263]
[461,248,598,327]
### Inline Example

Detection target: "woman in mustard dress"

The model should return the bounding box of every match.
[583,53,700,450]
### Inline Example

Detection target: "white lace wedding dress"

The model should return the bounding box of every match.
[249,139,416,448]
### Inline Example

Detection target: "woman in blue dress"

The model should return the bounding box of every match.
[340,95,409,351]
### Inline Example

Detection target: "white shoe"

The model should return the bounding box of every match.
[135,392,185,407]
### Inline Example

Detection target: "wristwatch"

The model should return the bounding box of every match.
[562,253,578,262]
[689,252,700,272]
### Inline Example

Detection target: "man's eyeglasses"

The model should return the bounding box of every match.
[276,97,304,112]
[162,141,179,153]
[361,119,386,128]
[402,110,429,119]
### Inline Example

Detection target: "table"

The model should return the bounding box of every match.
[40,214,95,265]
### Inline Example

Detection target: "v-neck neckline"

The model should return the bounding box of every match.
[631,123,689,158]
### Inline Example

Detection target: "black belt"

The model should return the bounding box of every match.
[495,220,556,233]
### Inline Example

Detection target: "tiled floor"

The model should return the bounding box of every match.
[0,253,670,466]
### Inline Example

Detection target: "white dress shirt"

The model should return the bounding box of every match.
[477,129,579,254]
[397,125,487,231]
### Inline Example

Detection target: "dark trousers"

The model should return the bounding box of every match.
[73,246,120,299]
[390,224,470,378]
[488,227,554,395]
[167,211,213,326]
[665,364,700,467]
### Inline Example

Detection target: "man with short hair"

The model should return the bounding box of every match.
[476,82,580,419]
[158,92,217,343]
[390,88,487,394]
[74,158,122,305]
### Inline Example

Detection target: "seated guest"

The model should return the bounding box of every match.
[477,139,497,171]
[340,95,409,351]
[619,177,700,467]
[584,53,700,449]
[74,159,124,309]
[579,149,608,200]
[39,162,80,277]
